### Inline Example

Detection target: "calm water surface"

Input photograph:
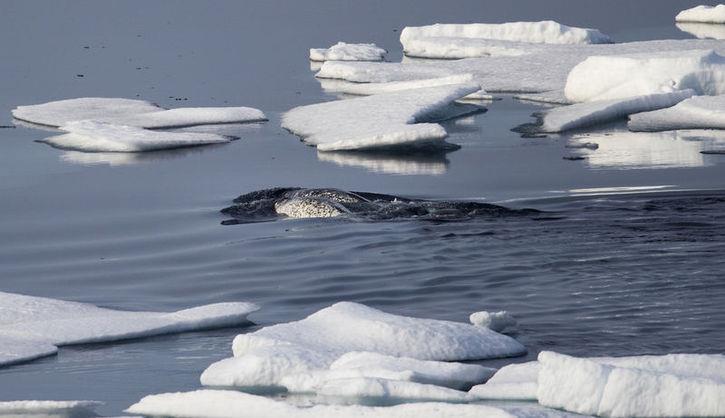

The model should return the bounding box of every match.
[0,0,724,415]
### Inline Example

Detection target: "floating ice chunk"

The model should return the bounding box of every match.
[677,22,725,39]
[41,121,232,152]
[318,377,472,403]
[127,390,514,418]
[0,291,258,367]
[676,5,725,23]
[282,83,481,151]
[324,75,492,100]
[469,361,539,400]
[317,39,725,97]
[564,50,725,102]
[12,97,265,129]
[201,302,525,388]
[330,352,496,390]
[281,368,419,393]
[310,42,386,62]
[401,37,532,60]
[537,351,725,417]
[629,94,725,131]
[400,21,612,49]
[469,311,517,333]
[531,91,694,133]
[0,400,102,418]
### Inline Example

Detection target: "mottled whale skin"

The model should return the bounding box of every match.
[221,187,538,224]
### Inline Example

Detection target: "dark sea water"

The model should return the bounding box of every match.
[1,0,724,415]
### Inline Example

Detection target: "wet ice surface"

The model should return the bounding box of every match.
[1,0,725,415]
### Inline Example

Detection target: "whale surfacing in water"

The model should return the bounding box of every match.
[221,188,538,224]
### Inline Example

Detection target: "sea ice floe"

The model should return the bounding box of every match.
[323,74,491,100]
[200,302,525,389]
[41,121,233,152]
[317,377,473,403]
[564,50,725,102]
[316,39,725,98]
[629,94,725,131]
[281,82,482,151]
[538,351,725,417]
[0,291,258,367]
[529,91,694,133]
[469,361,539,401]
[400,22,612,57]
[676,5,725,23]
[126,389,515,418]
[469,310,517,333]
[677,22,725,39]
[310,42,387,62]
[0,400,103,418]
[12,97,265,129]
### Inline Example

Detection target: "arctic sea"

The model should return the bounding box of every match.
[0,0,724,414]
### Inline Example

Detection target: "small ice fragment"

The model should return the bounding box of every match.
[469,311,517,333]
[0,400,103,418]
[565,142,599,150]
[310,42,386,62]
[676,5,725,23]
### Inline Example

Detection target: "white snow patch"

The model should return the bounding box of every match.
[0,400,102,418]
[535,91,693,133]
[126,390,515,418]
[317,377,472,403]
[310,42,386,62]
[0,291,258,367]
[676,5,725,23]
[200,302,525,389]
[629,94,725,131]
[469,311,517,332]
[537,351,725,417]
[564,50,725,102]
[41,121,232,152]
[12,97,265,129]
[281,83,481,151]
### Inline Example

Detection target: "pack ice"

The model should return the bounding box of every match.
[281,82,482,151]
[0,291,258,367]
[0,400,103,418]
[310,42,386,62]
[676,5,725,23]
[629,95,725,131]
[127,389,515,418]
[200,302,525,391]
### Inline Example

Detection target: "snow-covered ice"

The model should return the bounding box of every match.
[317,377,472,403]
[0,400,102,418]
[310,42,386,62]
[316,39,725,98]
[400,22,612,55]
[281,82,482,151]
[0,291,258,367]
[676,5,725,23]
[469,361,539,401]
[629,94,725,131]
[323,74,492,100]
[677,22,725,39]
[538,351,725,417]
[532,91,693,133]
[201,302,525,388]
[564,50,725,102]
[469,311,517,333]
[41,121,233,152]
[127,390,514,418]
[12,97,265,129]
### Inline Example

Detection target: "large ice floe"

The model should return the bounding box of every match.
[200,302,525,391]
[523,91,694,133]
[677,22,725,40]
[629,94,725,131]
[470,351,725,417]
[12,97,266,152]
[400,21,612,59]
[0,400,103,418]
[310,42,387,62]
[127,389,514,418]
[676,5,725,23]
[0,291,258,367]
[282,82,482,151]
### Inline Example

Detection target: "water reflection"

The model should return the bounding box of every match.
[677,22,725,40]
[59,144,227,166]
[567,130,725,169]
[317,149,452,175]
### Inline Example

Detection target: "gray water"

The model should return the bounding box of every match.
[1,0,725,415]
